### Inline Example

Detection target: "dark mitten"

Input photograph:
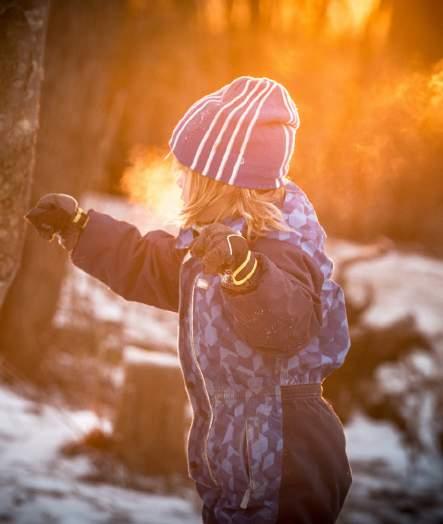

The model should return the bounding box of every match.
[25,193,89,251]
[190,223,260,291]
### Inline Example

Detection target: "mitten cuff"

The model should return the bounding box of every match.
[72,207,90,230]
[221,251,261,293]
[59,208,90,251]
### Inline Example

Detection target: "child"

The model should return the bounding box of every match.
[26,76,352,523]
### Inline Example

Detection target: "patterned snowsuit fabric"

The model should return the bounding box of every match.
[71,179,352,523]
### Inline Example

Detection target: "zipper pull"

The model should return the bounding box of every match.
[240,486,251,509]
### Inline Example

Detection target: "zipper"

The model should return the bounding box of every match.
[240,418,254,509]
[189,271,219,487]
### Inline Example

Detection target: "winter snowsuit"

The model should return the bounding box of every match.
[71,179,353,523]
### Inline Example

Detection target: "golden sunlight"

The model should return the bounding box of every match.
[203,0,228,33]
[428,61,443,115]
[388,60,443,130]
[326,0,391,42]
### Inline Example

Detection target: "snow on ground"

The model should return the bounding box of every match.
[345,410,409,473]
[326,237,443,337]
[0,386,200,524]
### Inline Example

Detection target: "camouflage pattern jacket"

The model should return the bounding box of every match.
[71,179,351,522]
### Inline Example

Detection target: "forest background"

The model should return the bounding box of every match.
[0,1,442,523]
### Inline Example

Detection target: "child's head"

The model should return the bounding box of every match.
[169,76,300,239]
[173,157,289,240]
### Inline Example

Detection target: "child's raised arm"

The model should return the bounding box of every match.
[71,209,186,312]
[71,210,186,312]
[25,194,186,312]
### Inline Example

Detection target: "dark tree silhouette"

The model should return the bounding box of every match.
[0,1,122,375]
[0,0,49,308]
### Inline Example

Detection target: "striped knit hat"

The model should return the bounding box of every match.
[168,76,300,189]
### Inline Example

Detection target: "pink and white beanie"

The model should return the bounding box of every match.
[168,76,300,189]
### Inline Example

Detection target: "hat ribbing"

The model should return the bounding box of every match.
[168,76,300,189]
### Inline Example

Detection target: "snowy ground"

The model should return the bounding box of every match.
[0,386,201,524]
[327,237,443,337]
[1,193,443,523]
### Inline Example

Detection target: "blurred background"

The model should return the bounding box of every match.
[0,0,442,523]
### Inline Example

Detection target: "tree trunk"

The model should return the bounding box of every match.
[0,0,49,309]
[113,349,188,477]
[0,1,124,375]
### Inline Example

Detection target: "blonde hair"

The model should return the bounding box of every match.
[178,165,292,241]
